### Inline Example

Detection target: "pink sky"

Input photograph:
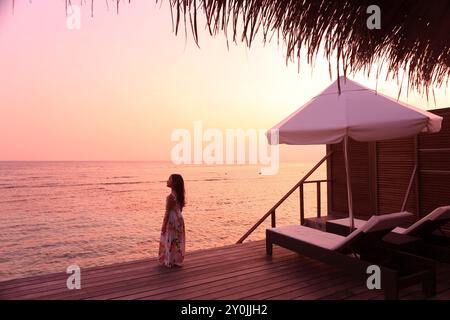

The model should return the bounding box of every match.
[0,1,449,161]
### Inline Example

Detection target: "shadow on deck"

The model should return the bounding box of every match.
[1,240,450,300]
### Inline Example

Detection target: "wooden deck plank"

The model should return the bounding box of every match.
[346,264,450,300]
[133,264,312,300]
[111,248,298,300]
[1,244,276,299]
[0,240,264,290]
[298,276,367,300]
[167,262,323,300]
[267,272,355,300]
[134,260,318,300]
[253,270,349,300]
[323,282,376,300]
[5,255,271,300]
[1,239,449,300]
[1,243,269,298]
[156,259,330,300]
[216,266,341,300]
[85,252,297,300]
[0,241,279,299]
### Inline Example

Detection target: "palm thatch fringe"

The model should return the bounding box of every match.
[14,0,450,94]
[163,0,450,95]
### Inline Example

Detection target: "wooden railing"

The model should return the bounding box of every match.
[236,151,333,244]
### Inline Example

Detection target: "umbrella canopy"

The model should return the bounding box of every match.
[267,77,442,230]
[268,77,442,145]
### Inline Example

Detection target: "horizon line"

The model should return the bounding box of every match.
[0,159,317,163]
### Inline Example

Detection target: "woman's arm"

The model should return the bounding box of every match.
[161,195,176,234]
[161,211,169,234]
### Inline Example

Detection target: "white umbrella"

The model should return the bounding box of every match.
[267,76,442,230]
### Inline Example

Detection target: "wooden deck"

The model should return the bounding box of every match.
[1,240,450,300]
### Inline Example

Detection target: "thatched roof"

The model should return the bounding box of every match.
[166,0,450,95]
[12,0,449,94]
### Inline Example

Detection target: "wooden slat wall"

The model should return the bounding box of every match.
[376,137,417,215]
[418,108,450,216]
[329,138,373,218]
[328,107,450,219]
[420,152,450,171]
[419,173,450,215]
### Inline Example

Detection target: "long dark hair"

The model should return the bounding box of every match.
[170,174,185,210]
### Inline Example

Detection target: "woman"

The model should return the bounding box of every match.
[158,174,186,268]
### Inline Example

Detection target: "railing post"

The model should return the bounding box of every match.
[271,210,276,228]
[317,181,321,218]
[300,184,305,225]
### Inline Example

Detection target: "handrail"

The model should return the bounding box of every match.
[236,151,333,244]
[303,179,329,184]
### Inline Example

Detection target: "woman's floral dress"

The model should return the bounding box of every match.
[158,193,185,267]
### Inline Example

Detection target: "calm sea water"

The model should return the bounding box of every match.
[0,161,327,281]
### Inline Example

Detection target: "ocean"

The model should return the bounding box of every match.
[0,161,327,281]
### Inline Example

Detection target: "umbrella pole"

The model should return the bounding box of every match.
[344,136,354,231]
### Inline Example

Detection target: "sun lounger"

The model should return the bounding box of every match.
[391,205,450,238]
[266,212,436,300]
[387,206,450,263]
[327,206,450,263]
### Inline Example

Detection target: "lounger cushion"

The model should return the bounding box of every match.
[269,211,414,251]
[268,225,346,250]
[328,217,367,229]
[392,227,407,234]
[357,211,413,233]
[393,205,450,235]
[335,211,413,250]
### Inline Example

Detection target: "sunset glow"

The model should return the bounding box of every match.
[1,1,449,161]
